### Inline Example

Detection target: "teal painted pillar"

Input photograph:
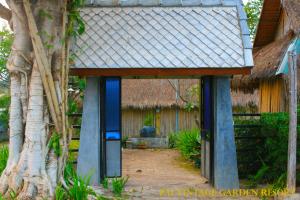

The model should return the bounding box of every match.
[213,76,239,189]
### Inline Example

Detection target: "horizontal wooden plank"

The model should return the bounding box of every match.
[70,67,252,77]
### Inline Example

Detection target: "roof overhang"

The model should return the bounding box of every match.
[70,67,251,78]
[253,0,282,48]
[71,1,253,76]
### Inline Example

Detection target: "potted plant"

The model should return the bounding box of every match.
[140,113,156,137]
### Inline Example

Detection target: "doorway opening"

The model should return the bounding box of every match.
[98,77,215,197]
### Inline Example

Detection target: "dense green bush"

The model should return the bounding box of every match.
[170,129,201,167]
[0,145,8,175]
[242,112,300,188]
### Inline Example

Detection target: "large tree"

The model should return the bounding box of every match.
[0,0,83,199]
[244,0,263,39]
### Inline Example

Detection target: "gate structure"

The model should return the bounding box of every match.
[73,0,253,189]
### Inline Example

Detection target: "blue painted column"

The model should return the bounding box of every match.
[77,77,101,185]
[201,76,213,181]
[213,76,239,189]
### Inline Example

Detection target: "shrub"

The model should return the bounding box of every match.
[111,176,129,197]
[241,112,300,188]
[174,129,201,167]
[258,113,291,182]
[0,145,8,175]
[143,113,154,127]
[168,132,178,148]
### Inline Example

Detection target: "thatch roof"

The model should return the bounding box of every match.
[283,0,300,34]
[232,31,295,93]
[254,0,282,48]
[233,0,300,93]
[122,79,199,109]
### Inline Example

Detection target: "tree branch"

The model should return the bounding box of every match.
[0,4,11,21]
[167,79,189,103]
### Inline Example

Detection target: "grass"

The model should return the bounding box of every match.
[101,177,109,189]
[0,141,8,146]
[111,177,129,197]
[100,176,129,197]
[0,144,8,175]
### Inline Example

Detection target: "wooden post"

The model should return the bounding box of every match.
[287,50,298,192]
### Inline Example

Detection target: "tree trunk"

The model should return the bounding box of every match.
[0,0,69,199]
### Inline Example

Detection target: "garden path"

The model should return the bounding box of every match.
[122,149,259,199]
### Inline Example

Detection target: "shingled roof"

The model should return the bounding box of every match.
[71,0,253,71]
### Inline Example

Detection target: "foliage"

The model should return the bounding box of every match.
[0,94,10,130]
[0,29,13,88]
[184,84,200,112]
[172,129,201,167]
[0,145,8,176]
[68,98,79,114]
[244,0,263,38]
[143,113,154,127]
[101,177,109,189]
[239,112,300,188]
[247,163,269,187]
[67,0,86,37]
[257,113,291,182]
[111,176,129,197]
[121,136,128,148]
[168,132,178,149]
[55,185,68,200]
[48,132,61,156]
[56,163,96,200]
[9,190,17,200]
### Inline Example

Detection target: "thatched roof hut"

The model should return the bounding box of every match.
[232,31,295,93]
[231,0,300,112]
[122,79,199,109]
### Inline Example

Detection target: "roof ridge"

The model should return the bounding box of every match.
[85,0,240,7]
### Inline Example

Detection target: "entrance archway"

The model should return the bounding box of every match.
[72,0,253,190]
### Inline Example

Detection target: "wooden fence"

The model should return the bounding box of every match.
[69,113,265,171]
[233,113,265,178]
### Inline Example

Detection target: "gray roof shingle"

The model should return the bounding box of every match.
[72,4,253,69]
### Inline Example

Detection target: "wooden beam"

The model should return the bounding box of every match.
[69,67,252,77]
[23,0,62,132]
[287,50,298,192]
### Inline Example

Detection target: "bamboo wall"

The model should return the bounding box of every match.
[259,78,286,113]
[122,108,199,138]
